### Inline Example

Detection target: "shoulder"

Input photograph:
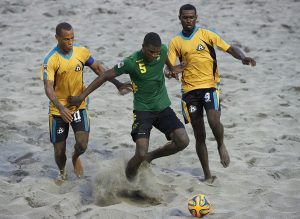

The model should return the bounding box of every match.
[200,27,222,38]
[170,32,182,41]
[43,47,58,64]
[161,44,168,51]
[125,50,140,63]
[73,44,89,53]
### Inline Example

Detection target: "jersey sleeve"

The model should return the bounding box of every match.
[113,57,133,76]
[167,39,178,66]
[40,55,56,81]
[80,47,94,66]
[208,30,231,52]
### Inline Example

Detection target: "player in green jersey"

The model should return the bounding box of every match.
[68,32,189,180]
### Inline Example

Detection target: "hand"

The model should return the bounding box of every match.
[164,68,177,79]
[164,62,187,80]
[58,106,73,123]
[68,96,83,107]
[242,57,256,66]
[118,82,133,95]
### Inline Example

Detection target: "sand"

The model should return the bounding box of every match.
[0,0,299,218]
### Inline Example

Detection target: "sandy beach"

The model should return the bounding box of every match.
[0,0,300,218]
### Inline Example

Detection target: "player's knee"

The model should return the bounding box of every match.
[74,142,87,155]
[54,148,64,157]
[175,132,190,151]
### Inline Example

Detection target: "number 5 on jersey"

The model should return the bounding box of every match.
[139,63,147,74]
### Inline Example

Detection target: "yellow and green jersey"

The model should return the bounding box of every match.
[168,26,230,93]
[40,44,94,115]
[114,44,171,111]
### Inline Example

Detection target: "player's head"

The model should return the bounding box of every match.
[55,22,74,54]
[179,4,197,32]
[142,32,162,62]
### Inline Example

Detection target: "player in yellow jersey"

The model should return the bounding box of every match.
[40,22,131,184]
[167,4,256,183]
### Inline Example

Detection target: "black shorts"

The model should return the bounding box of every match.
[49,109,90,144]
[182,88,221,123]
[131,107,185,142]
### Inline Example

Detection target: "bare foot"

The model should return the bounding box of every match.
[199,175,217,185]
[54,178,65,186]
[218,143,230,168]
[72,154,83,178]
[54,169,67,186]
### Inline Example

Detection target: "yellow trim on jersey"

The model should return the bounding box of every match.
[168,27,230,93]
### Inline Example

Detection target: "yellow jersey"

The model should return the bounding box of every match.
[40,44,94,115]
[168,27,230,93]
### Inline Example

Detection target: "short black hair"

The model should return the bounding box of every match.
[56,22,72,36]
[143,32,161,47]
[179,4,197,16]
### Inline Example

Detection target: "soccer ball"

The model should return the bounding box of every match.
[188,194,210,218]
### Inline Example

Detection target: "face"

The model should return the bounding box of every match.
[179,9,197,31]
[142,44,161,62]
[56,29,74,53]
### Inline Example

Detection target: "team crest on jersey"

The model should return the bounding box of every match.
[196,44,205,51]
[75,64,81,72]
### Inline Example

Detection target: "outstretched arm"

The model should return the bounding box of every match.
[44,80,73,123]
[227,46,256,66]
[69,68,117,107]
[89,61,132,94]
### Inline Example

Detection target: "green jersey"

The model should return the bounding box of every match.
[114,44,171,111]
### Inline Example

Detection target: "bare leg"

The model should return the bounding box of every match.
[146,128,189,162]
[53,141,67,185]
[72,131,89,178]
[54,141,67,172]
[206,109,230,168]
[126,138,149,180]
[191,117,215,182]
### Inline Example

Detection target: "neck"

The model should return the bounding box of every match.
[182,27,195,37]
[57,45,70,56]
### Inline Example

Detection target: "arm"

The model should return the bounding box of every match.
[44,80,73,123]
[89,61,132,94]
[227,46,256,66]
[69,68,117,106]
[164,56,186,80]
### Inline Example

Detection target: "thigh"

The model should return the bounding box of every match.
[71,109,90,133]
[154,107,185,140]
[49,114,69,144]
[182,90,204,123]
[131,111,155,142]
[74,131,89,146]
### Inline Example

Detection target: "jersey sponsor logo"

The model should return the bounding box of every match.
[75,64,81,72]
[204,92,211,102]
[57,127,64,135]
[189,105,197,113]
[117,61,124,68]
[196,44,205,51]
